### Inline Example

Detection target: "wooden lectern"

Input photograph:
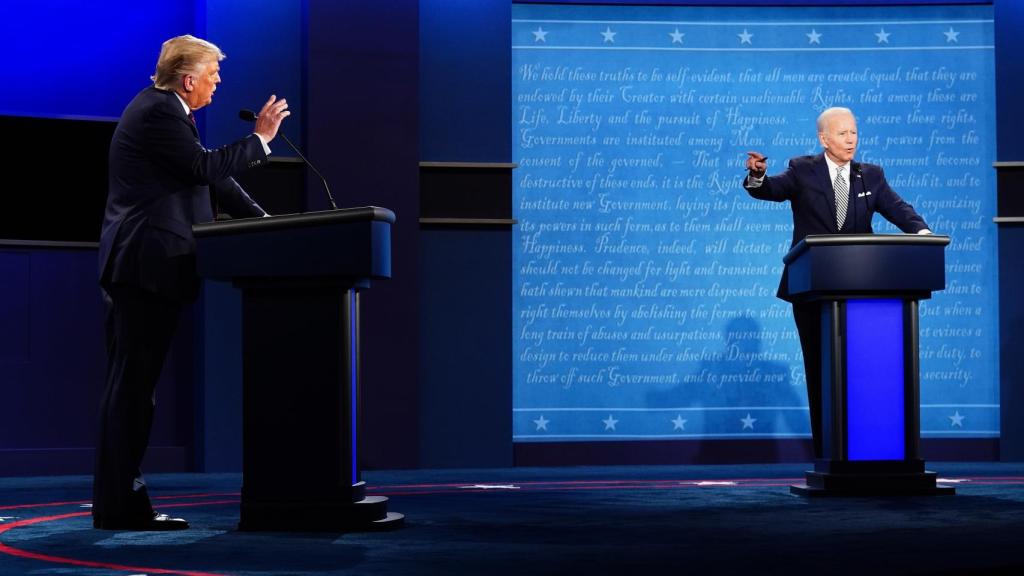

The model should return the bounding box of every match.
[784,234,955,496]
[194,207,404,529]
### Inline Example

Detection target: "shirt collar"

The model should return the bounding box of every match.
[172,91,191,117]
[823,153,850,175]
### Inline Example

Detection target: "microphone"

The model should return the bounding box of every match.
[239,108,337,210]
[851,161,862,233]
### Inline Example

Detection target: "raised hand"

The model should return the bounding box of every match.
[745,151,768,177]
[253,95,290,143]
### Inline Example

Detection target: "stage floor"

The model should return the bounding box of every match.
[3,463,1024,575]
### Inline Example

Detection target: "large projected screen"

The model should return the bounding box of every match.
[512,4,997,442]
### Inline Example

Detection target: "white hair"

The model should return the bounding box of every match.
[817,107,855,133]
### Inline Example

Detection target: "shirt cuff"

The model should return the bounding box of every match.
[746,174,764,187]
[917,229,933,235]
[254,133,271,156]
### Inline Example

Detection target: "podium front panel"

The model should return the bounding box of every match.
[789,243,945,297]
[845,299,906,460]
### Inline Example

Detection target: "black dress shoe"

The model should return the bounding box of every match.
[94,511,189,531]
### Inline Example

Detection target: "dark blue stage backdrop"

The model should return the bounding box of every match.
[3,1,193,119]
[512,4,997,443]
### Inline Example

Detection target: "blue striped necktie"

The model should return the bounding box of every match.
[834,165,848,230]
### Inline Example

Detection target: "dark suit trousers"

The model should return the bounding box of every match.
[793,301,823,459]
[93,284,181,524]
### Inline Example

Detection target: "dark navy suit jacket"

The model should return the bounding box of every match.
[744,153,929,301]
[99,86,267,300]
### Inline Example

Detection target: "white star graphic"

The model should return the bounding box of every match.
[669,28,685,44]
[738,29,754,45]
[741,413,757,430]
[943,27,960,43]
[806,29,822,44]
[603,414,619,431]
[532,27,548,43]
[533,415,549,431]
[601,27,617,43]
[949,411,965,428]
[672,415,688,431]
[875,28,891,44]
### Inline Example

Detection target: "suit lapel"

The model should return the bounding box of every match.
[155,87,200,138]
[186,112,199,138]
[813,154,839,232]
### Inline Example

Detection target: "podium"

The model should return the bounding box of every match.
[783,234,955,496]
[193,207,404,529]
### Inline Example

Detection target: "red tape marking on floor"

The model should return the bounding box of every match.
[0,500,238,576]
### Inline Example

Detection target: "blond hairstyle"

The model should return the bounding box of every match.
[151,35,225,90]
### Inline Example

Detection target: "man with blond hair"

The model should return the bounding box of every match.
[94,35,290,530]
[743,106,931,459]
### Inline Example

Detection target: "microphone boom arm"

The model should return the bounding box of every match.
[276,131,338,210]
[239,108,337,210]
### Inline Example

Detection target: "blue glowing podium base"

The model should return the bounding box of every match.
[784,234,955,497]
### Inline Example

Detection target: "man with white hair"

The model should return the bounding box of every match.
[743,106,931,459]
[95,35,290,530]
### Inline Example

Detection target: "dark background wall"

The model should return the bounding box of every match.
[2,0,1021,475]
[994,0,1024,460]
[418,0,514,468]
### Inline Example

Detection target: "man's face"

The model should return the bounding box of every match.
[819,112,857,165]
[185,59,220,110]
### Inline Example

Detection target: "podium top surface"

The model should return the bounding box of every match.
[193,206,395,238]
[193,206,393,281]
[783,233,951,265]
